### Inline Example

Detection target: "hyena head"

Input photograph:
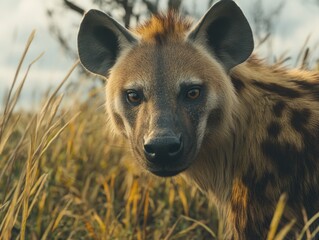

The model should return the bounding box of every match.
[77,0,253,177]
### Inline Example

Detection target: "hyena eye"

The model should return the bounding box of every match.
[186,87,201,100]
[126,90,142,105]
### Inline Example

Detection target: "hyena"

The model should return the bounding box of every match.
[77,0,319,239]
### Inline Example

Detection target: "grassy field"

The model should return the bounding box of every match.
[0,32,318,240]
[0,32,220,240]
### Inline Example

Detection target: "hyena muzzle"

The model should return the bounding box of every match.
[77,0,319,239]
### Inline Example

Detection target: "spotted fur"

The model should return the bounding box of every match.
[77,1,319,239]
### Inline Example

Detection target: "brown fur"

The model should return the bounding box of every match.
[190,57,319,238]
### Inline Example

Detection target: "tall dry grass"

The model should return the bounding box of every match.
[0,32,218,240]
[0,32,318,240]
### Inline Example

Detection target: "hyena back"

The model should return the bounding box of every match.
[77,0,319,238]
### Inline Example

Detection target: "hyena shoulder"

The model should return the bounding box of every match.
[224,59,319,237]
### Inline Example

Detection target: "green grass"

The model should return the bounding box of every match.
[0,32,318,240]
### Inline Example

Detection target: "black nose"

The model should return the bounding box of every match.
[143,135,183,163]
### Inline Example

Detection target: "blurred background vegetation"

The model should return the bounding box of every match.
[0,0,319,239]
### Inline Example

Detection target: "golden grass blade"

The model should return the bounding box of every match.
[274,219,296,240]
[143,188,150,238]
[40,221,54,240]
[0,167,25,239]
[38,112,80,159]
[168,186,175,209]
[52,199,73,230]
[163,216,182,240]
[7,52,44,114]
[267,193,288,240]
[44,95,64,130]
[311,225,319,239]
[38,59,79,127]
[101,177,112,234]
[32,95,64,150]
[180,215,216,238]
[0,51,43,147]
[301,207,311,239]
[0,114,36,206]
[36,192,47,235]
[0,50,43,155]
[177,188,189,216]
[81,172,95,201]
[0,201,10,212]
[0,114,20,153]
[93,211,106,234]
[297,211,319,240]
[1,30,35,123]
[28,174,48,216]
[31,107,67,161]
[171,222,200,239]
[20,143,32,240]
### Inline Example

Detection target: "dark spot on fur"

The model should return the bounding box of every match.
[267,122,281,138]
[241,165,275,238]
[242,165,275,200]
[231,77,245,93]
[291,80,319,89]
[261,128,318,178]
[261,140,300,175]
[252,80,301,98]
[290,108,311,133]
[290,80,319,101]
[207,108,223,126]
[273,101,286,118]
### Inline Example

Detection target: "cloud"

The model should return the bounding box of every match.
[0,0,319,108]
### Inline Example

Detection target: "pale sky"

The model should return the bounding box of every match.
[0,0,319,109]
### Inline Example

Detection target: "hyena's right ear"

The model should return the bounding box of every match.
[78,10,137,78]
[187,0,254,72]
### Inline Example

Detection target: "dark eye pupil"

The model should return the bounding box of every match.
[187,88,200,99]
[129,93,139,101]
[189,90,197,96]
[126,90,142,105]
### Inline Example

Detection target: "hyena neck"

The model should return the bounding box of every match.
[184,56,319,237]
[185,56,318,198]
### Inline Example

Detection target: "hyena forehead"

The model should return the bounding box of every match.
[123,77,203,89]
[176,78,204,87]
[110,43,227,94]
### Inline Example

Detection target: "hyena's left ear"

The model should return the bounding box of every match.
[187,0,254,72]
[78,10,137,78]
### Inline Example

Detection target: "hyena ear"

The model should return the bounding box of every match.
[187,0,254,72]
[77,10,137,78]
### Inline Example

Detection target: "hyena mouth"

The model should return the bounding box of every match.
[150,166,189,177]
